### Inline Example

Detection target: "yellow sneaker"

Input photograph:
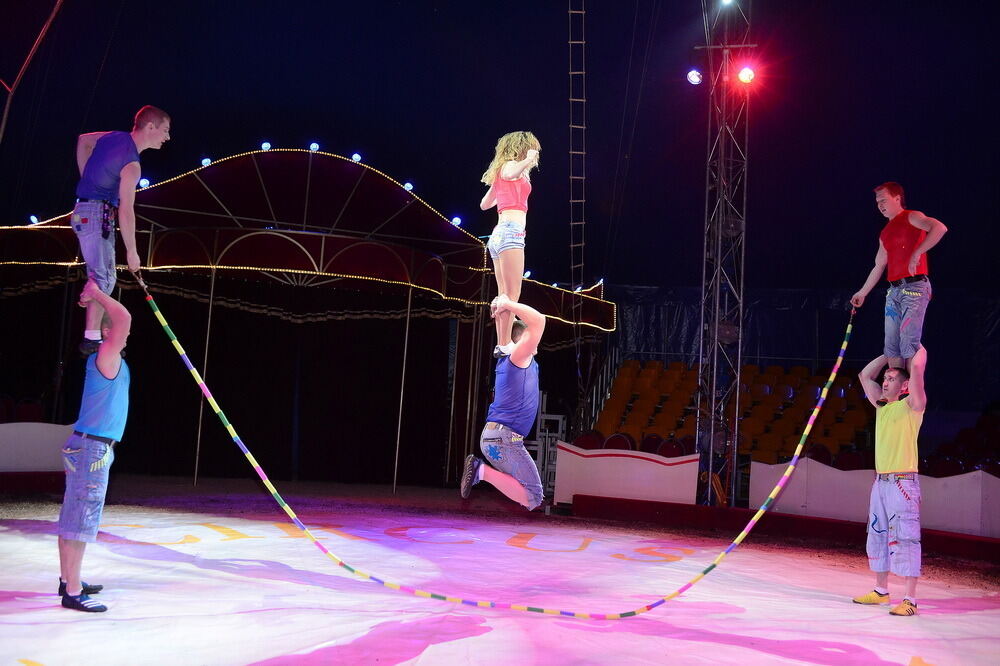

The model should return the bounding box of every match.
[889,599,918,616]
[852,590,891,605]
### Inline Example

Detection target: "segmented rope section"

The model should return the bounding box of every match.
[136,274,854,619]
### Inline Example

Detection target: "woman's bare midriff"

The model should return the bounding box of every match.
[498,210,527,225]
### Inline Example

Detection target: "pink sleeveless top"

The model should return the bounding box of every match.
[494,165,531,213]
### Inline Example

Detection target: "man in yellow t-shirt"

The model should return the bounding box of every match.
[852,346,927,616]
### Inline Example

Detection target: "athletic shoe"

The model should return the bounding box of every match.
[79,338,101,356]
[58,579,103,596]
[889,599,917,616]
[460,455,482,498]
[61,593,107,612]
[852,590,890,605]
[58,579,102,596]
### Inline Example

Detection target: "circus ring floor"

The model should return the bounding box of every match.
[1,475,998,665]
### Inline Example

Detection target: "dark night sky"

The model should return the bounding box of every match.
[1,1,993,290]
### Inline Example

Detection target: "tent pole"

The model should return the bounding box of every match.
[444,317,461,484]
[392,285,414,494]
[193,268,217,486]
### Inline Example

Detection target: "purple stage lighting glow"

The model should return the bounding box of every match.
[687,69,703,85]
[309,142,319,151]
[352,153,362,162]
[403,182,413,191]
[138,178,150,188]
[451,216,462,226]
[261,142,271,151]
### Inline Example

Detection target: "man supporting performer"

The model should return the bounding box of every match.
[851,182,946,370]
[73,105,170,354]
[460,295,545,510]
[58,279,132,612]
[852,346,927,616]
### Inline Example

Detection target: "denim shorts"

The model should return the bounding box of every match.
[884,276,931,360]
[71,200,118,294]
[57,434,115,543]
[479,423,544,509]
[486,220,526,261]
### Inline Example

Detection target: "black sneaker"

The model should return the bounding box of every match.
[61,592,107,612]
[58,579,102,596]
[79,338,102,356]
[460,455,482,498]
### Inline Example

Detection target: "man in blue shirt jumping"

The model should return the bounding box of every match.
[461,294,546,510]
[73,105,170,354]
[57,278,132,612]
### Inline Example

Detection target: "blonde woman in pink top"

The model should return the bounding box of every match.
[480,131,540,357]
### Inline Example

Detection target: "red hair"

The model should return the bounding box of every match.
[874,181,905,207]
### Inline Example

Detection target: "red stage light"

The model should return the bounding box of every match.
[738,67,755,84]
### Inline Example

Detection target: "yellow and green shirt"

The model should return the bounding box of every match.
[875,397,922,474]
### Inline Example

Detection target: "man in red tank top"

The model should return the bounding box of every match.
[850,182,947,370]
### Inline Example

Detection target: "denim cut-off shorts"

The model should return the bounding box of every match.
[479,423,544,510]
[57,433,115,543]
[71,200,118,294]
[487,220,526,261]
[884,276,931,360]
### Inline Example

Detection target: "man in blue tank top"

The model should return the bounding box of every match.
[57,278,132,612]
[461,294,546,510]
[73,105,170,355]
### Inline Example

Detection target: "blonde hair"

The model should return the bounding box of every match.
[481,131,540,185]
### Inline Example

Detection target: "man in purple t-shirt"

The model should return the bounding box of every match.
[73,105,170,355]
[460,295,546,510]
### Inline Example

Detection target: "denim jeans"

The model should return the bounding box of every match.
[479,423,544,509]
[71,200,118,294]
[884,277,931,360]
[486,220,526,261]
[57,434,115,543]
[866,475,921,577]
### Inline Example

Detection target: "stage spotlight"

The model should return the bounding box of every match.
[738,66,755,84]
[261,142,271,151]
[201,158,212,167]
[687,69,703,85]
[309,142,319,151]
[597,277,604,285]
[451,216,462,226]
[403,182,413,191]
[551,283,559,288]
[722,0,734,5]
[29,215,39,224]
[351,153,361,162]
[138,178,150,188]
[574,285,583,292]
[523,270,531,279]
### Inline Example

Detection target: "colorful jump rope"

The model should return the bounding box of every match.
[134,272,855,619]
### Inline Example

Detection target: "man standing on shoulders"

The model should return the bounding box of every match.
[852,345,928,616]
[460,294,545,510]
[58,278,132,612]
[851,182,946,370]
[73,105,170,354]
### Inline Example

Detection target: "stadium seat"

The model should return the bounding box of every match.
[639,433,664,454]
[604,433,636,450]
[657,439,685,458]
[573,431,604,450]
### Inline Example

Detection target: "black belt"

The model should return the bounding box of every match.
[889,274,926,288]
[73,430,117,445]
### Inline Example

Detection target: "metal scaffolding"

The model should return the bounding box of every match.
[694,0,755,505]
[568,0,589,436]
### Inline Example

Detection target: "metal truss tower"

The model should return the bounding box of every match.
[694,0,754,505]
[568,0,589,435]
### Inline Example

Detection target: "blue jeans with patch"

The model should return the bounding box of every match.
[57,434,115,543]
[883,277,931,360]
[479,423,544,510]
[71,200,118,294]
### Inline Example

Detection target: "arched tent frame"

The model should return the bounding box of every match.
[1,149,615,486]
